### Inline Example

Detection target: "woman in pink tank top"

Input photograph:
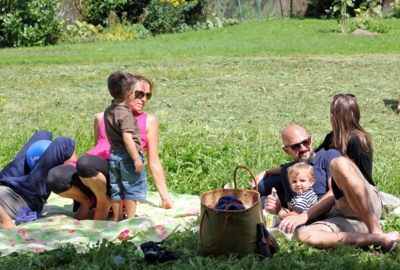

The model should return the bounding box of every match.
[48,75,174,221]
[91,76,174,213]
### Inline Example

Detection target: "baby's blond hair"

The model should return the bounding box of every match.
[287,162,314,183]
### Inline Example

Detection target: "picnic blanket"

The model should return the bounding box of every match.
[0,191,200,256]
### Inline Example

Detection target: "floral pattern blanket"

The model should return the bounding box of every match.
[0,192,200,256]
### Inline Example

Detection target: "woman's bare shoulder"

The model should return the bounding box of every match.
[146,114,158,125]
[95,112,104,121]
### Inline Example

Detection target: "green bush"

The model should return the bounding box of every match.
[180,0,209,25]
[144,0,185,34]
[349,2,388,33]
[0,0,64,47]
[306,0,364,18]
[99,11,150,40]
[81,0,150,26]
[387,0,400,18]
[58,20,101,44]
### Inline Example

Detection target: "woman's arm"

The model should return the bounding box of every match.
[94,113,104,146]
[146,114,174,209]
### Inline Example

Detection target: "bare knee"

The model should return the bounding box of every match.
[329,156,358,180]
[329,156,348,174]
[297,226,315,244]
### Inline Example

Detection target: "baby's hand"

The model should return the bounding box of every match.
[134,158,144,172]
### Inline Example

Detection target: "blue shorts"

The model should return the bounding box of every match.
[109,152,147,201]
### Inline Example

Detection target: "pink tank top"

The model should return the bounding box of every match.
[66,113,148,167]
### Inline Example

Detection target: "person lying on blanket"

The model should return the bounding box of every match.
[48,74,174,221]
[0,130,76,229]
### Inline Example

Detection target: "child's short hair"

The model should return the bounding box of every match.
[107,70,137,100]
[287,162,314,182]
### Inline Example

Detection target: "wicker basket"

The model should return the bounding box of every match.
[198,166,264,256]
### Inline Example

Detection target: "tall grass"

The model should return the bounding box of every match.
[0,18,400,268]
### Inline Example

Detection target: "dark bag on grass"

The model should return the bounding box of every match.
[197,166,264,256]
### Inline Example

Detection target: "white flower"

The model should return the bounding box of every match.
[207,20,213,29]
[215,17,223,28]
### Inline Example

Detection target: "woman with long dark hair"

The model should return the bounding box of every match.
[329,93,374,184]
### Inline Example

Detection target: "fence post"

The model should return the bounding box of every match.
[269,0,273,18]
[217,0,220,18]
[279,0,284,18]
[256,0,263,19]
[238,0,243,20]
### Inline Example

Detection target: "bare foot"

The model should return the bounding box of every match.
[93,196,112,220]
[383,231,400,250]
[73,197,94,220]
[161,198,174,209]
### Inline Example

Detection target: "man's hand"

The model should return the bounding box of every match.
[252,170,267,190]
[264,195,281,212]
[278,213,308,234]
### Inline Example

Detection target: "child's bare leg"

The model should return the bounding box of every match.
[112,200,123,222]
[0,205,15,229]
[125,199,137,219]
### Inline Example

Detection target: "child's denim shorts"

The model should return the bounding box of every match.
[109,152,147,201]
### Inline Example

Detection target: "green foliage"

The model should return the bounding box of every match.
[221,18,241,27]
[332,0,355,33]
[65,20,99,38]
[180,0,209,24]
[308,0,367,18]
[1,19,400,267]
[82,0,150,26]
[0,239,145,268]
[144,0,186,34]
[350,1,388,33]
[387,0,400,18]
[99,12,150,40]
[59,20,102,44]
[0,0,64,48]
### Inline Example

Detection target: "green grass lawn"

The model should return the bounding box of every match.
[0,18,400,269]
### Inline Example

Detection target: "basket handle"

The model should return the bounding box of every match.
[234,165,258,192]
[199,210,230,248]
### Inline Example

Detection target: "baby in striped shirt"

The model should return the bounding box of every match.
[280,162,318,217]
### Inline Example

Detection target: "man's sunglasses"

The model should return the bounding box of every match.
[334,93,356,101]
[284,136,311,151]
[134,90,152,100]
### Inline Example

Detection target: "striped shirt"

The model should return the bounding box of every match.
[290,188,318,213]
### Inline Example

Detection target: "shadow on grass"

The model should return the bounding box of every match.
[383,99,399,112]
[317,29,341,34]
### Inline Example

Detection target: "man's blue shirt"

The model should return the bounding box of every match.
[282,148,342,203]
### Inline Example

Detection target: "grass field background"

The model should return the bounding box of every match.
[0,18,400,268]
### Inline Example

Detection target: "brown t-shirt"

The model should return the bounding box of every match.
[104,101,142,154]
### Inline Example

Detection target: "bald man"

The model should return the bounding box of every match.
[265,125,400,250]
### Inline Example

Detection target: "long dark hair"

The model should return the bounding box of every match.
[330,94,373,158]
